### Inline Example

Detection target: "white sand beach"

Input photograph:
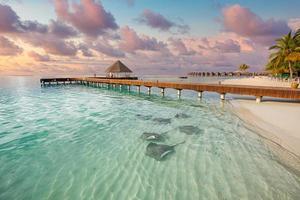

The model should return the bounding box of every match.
[222,77,300,157]
[222,76,293,87]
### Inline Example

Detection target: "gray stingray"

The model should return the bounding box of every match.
[190,104,205,108]
[136,114,152,120]
[140,132,166,142]
[175,113,191,119]
[145,141,185,161]
[152,118,171,124]
[178,125,203,135]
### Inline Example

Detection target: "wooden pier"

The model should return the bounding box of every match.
[40,77,300,102]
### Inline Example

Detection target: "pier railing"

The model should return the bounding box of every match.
[40,77,300,103]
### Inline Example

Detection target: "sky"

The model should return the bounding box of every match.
[0,0,299,75]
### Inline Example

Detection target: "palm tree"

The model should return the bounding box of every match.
[239,64,250,72]
[267,30,300,78]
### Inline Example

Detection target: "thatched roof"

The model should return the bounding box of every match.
[105,60,132,73]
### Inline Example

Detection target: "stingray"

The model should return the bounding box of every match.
[152,118,171,124]
[136,114,152,120]
[178,125,203,135]
[190,104,205,108]
[175,113,191,119]
[140,132,165,142]
[145,141,185,161]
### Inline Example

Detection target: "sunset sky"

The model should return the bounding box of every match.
[0,0,299,75]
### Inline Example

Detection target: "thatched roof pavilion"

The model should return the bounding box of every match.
[105,60,133,77]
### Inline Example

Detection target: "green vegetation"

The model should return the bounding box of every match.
[266,29,300,78]
[239,64,250,72]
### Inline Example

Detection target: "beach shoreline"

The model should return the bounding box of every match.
[229,100,300,155]
[221,76,300,172]
[228,99,300,173]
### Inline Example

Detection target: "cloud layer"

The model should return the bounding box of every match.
[28,51,50,62]
[54,0,118,37]
[119,26,166,53]
[0,36,23,56]
[0,2,297,75]
[138,9,189,34]
[222,4,290,44]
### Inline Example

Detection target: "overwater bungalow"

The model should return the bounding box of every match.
[105,60,133,78]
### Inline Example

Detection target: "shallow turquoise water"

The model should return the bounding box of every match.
[0,76,300,200]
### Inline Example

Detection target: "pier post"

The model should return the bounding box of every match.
[220,93,226,100]
[198,91,203,99]
[256,96,262,103]
[128,85,131,91]
[147,87,151,95]
[160,88,165,97]
[137,86,141,94]
[177,89,182,99]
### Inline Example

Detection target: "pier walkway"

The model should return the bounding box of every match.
[40,77,300,102]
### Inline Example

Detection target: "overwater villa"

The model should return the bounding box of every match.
[105,60,133,78]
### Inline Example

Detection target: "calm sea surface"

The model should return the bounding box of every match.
[0,76,299,200]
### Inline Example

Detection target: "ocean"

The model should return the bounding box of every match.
[0,76,299,200]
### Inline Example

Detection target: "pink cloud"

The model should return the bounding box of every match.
[288,18,300,32]
[0,4,47,34]
[23,33,77,56]
[78,44,94,57]
[49,20,78,38]
[0,4,20,33]
[212,39,241,53]
[184,33,249,55]
[92,41,125,57]
[168,38,196,55]
[28,51,50,62]
[139,9,174,31]
[54,0,118,37]
[138,9,189,34]
[119,26,166,53]
[0,36,23,56]
[0,4,85,57]
[222,4,289,45]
